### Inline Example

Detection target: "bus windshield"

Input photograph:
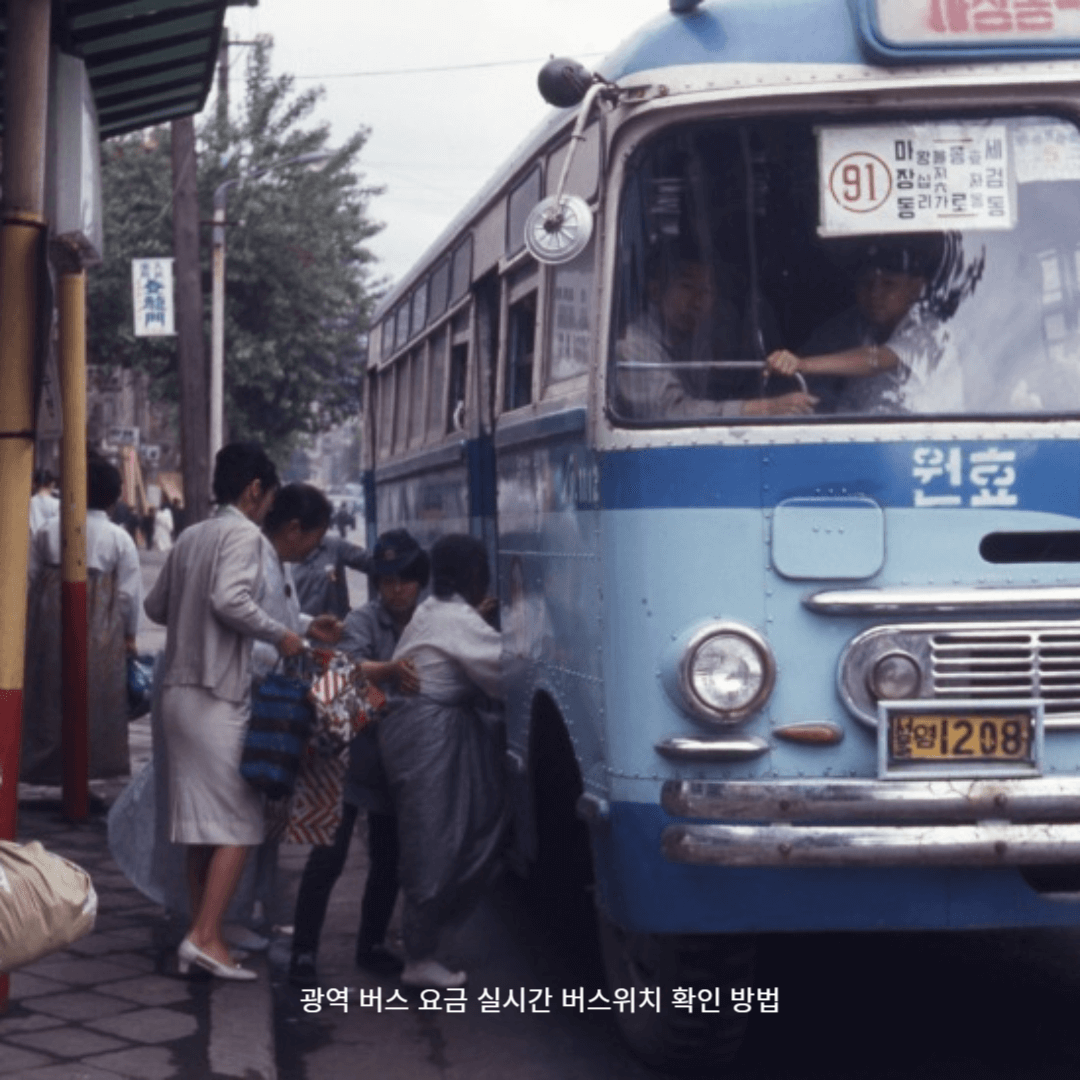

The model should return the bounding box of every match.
[609,114,1080,424]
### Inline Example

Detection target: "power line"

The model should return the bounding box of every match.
[291,53,603,80]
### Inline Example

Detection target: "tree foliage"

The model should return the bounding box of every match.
[87,38,384,461]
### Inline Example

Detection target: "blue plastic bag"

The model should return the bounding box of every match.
[126,654,153,721]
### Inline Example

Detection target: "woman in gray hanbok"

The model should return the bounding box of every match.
[380,534,506,989]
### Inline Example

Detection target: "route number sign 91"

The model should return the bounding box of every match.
[829,152,892,213]
[818,123,1016,236]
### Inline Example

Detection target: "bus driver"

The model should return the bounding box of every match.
[614,250,818,420]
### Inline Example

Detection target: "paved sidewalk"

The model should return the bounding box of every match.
[2,801,277,1080]
[0,548,277,1079]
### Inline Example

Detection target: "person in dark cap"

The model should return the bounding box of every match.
[289,528,430,985]
[765,234,943,413]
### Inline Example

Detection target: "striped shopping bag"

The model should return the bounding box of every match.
[240,666,314,799]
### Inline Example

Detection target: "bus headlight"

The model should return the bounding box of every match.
[868,651,922,700]
[678,623,776,724]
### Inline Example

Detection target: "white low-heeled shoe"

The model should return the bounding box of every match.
[400,958,467,989]
[178,937,257,981]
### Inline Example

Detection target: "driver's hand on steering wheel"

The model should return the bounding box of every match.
[766,349,801,377]
[743,392,818,417]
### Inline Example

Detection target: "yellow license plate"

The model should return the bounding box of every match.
[889,712,1034,763]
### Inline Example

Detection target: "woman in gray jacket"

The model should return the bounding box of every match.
[145,444,321,980]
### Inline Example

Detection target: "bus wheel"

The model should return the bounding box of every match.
[597,914,756,1075]
[530,706,594,937]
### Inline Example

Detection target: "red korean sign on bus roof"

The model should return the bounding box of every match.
[859,0,1080,59]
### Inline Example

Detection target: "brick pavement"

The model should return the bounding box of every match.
[0,799,219,1080]
[0,548,277,1079]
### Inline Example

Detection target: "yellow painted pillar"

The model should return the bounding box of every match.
[0,215,42,835]
[58,267,89,821]
[0,0,52,1014]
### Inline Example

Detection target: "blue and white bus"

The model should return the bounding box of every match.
[365,0,1080,1068]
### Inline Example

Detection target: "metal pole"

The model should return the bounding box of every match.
[0,0,51,1013]
[210,193,227,466]
[58,262,89,822]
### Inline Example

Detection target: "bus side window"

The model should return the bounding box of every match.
[427,328,448,443]
[409,346,427,449]
[377,367,395,462]
[505,293,537,411]
[448,342,469,432]
[394,354,412,454]
[445,309,471,434]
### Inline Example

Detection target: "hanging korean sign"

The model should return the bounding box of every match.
[817,123,1016,236]
[131,258,175,336]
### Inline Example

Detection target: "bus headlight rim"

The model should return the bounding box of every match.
[868,649,922,701]
[678,622,776,725]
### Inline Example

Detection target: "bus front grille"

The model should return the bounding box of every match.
[930,627,1080,724]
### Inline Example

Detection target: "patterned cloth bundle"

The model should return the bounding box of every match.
[270,653,387,846]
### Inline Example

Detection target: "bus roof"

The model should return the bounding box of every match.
[599,0,1080,73]
[601,0,864,79]
[371,0,1080,328]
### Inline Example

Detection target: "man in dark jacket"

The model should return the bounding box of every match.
[292,534,370,617]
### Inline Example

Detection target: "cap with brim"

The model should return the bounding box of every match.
[857,234,944,279]
[820,232,944,280]
[368,528,424,578]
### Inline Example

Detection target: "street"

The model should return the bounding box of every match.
[128,548,1080,1078]
[270,873,1080,1080]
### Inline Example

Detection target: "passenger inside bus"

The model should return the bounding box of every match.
[765,238,939,414]
[613,245,818,420]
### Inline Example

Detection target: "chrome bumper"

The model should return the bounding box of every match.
[661,778,1080,868]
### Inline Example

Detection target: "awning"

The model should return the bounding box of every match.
[0,0,242,140]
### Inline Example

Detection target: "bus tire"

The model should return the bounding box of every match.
[530,703,594,930]
[597,914,756,1075]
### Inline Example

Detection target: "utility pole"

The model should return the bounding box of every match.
[171,117,210,524]
[218,26,229,134]
[211,28,229,463]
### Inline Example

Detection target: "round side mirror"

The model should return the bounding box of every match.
[537,58,593,109]
[524,195,593,265]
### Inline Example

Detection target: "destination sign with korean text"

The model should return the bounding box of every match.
[818,123,1016,235]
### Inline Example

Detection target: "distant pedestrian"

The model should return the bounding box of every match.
[28,469,58,535]
[113,499,140,543]
[153,499,175,551]
[333,502,356,539]
[140,507,155,550]
[23,458,143,782]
